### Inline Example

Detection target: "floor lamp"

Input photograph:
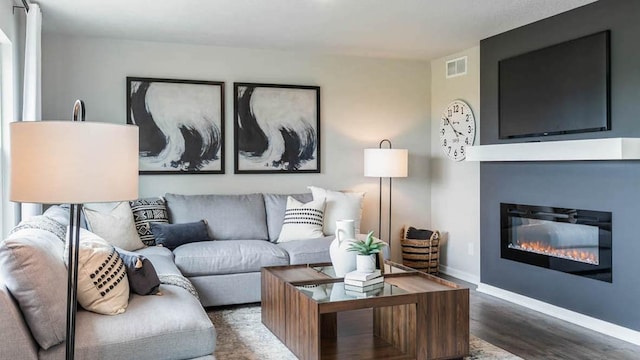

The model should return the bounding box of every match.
[364,140,408,260]
[10,100,139,360]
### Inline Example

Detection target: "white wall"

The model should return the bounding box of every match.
[430,47,480,283]
[0,0,24,238]
[41,34,431,260]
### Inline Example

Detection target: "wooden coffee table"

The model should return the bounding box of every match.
[261,261,469,360]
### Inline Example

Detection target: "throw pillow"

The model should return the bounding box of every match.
[129,197,169,246]
[406,226,434,240]
[151,220,211,250]
[115,247,161,295]
[277,197,325,243]
[0,228,67,350]
[308,186,365,236]
[83,202,145,251]
[66,229,130,315]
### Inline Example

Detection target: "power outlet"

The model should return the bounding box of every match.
[467,243,474,256]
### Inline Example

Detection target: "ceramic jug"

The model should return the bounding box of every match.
[330,219,357,277]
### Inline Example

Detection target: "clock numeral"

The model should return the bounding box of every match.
[466,114,470,122]
[465,138,470,145]
[448,146,452,154]
[454,105,459,113]
[441,128,445,135]
[468,125,472,134]
[447,109,452,117]
[454,149,458,157]
[461,146,465,155]
[443,139,447,146]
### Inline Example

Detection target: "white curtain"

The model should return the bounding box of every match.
[20,3,42,219]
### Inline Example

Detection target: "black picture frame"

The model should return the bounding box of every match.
[127,77,225,175]
[233,82,320,174]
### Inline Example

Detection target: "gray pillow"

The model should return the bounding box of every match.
[115,248,161,295]
[151,220,211,250]
[0,229,67,350]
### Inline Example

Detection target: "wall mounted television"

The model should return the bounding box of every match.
[498,30,610,139]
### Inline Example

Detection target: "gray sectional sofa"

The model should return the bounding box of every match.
[165,192,333,306]
[0,192,334,360]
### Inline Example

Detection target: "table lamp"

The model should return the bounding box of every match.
[9,100,139,360]
[364,139,408,259]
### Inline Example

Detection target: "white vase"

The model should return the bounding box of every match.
[356,254,377,273]
[330,220,357,277]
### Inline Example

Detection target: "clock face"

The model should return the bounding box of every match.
[439,100,476,161]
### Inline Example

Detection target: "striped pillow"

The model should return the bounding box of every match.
[277,197,325,243]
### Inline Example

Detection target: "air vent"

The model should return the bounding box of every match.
[446,56,467,78]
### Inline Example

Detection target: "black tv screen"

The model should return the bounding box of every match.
[499,31,610,139]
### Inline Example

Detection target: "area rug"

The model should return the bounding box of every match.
[208,305,522,360]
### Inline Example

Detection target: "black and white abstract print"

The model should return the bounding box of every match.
[234,83,320,174]
[127,77,225,174]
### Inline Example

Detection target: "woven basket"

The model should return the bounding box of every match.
[400,227,440,274]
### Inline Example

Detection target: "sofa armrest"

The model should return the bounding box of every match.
[0,283,39,360]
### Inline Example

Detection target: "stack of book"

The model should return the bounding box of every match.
[343,270,384,298]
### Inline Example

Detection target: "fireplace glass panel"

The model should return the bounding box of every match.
[508,218,599,265]
[501,203,612,282]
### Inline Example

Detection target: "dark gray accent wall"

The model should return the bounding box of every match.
[480,0,640,330]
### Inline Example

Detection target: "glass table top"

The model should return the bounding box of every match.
[307,262,411,279]
[293,262,415,303]
[296,282,409,303]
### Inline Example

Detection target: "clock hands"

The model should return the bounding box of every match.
[444,118,465,137]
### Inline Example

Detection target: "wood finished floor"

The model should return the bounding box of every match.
[438,275,640,360]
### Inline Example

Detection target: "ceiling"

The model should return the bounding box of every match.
[34,0,597,60]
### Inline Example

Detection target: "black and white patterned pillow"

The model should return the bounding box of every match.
[277,197,325,242]
[129,197,169,246]
[66,229,130,315]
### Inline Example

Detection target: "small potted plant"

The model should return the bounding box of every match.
[346,231,387,273]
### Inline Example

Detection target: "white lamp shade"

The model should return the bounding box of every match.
[10,121,139,204]
[364,148,408,178]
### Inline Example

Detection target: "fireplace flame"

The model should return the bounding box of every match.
[510,240,599,265]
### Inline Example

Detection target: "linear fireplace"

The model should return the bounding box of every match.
[501,203,612,282]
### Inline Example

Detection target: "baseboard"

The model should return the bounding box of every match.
[477,283,640,346]
[439,265,480,285]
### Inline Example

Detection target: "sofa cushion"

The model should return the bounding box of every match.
[264,193,313,242]
[38,285,216,360]
[135,247,182,276]
[277,236,334,265]
[129,197,169,246]
[174,240,289,276]
[165,193,268,240]
[0,228,67,350]
[151,220,211,250]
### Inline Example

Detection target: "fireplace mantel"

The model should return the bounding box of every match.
[466,137,640,162]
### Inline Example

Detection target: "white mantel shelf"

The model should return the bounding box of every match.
[465,138,640,162]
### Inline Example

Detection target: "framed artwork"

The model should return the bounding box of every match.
[127,77,225,174]
[234,83,320,174]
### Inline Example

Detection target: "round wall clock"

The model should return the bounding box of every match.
[439,99,476,161]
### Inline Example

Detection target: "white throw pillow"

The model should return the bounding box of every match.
[278,197,326,243]
[83,202,145,251]
[308,186,365,236]
[65,228,130,315]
